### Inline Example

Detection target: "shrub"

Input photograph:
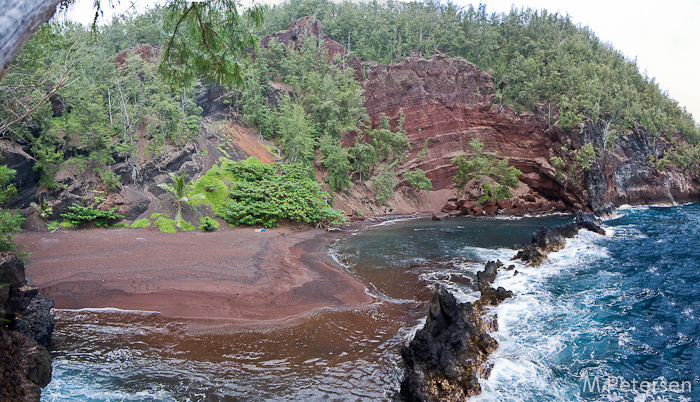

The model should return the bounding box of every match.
[403,169,433,192]
[154,216,177,233]
[218,158,344,228]
[199,216,220,231]
[60,204,124,227]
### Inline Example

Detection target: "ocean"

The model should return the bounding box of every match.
[41,205,699,401]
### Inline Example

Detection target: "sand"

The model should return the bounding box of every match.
[16,226,372,325]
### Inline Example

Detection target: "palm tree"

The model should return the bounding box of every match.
[158,172,204,228]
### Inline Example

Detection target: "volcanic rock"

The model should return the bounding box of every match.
[400,285,498,401]
[514,212,605,265]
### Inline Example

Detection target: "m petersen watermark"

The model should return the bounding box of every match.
[581,375,692,399]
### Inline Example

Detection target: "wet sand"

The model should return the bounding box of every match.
[16,226,372,324]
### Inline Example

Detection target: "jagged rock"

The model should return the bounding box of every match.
[0,328,51,402]
[1,142,41,209]
[575,210,606,235]
[476,260,502,291]
[401,285,498,402]
[0,253,53,400]
[478,286,514,308]
[514,212,605,265]
[12,294,55,348]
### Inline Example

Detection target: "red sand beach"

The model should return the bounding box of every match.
[16,226,372,324]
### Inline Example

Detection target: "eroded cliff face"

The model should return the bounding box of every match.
[359,53,700,215]
[8,17,700,221]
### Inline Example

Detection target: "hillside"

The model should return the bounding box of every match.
[1,1,700,233]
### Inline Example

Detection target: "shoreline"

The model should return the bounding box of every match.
[16,225,373,328]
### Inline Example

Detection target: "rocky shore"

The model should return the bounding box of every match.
[0,252,54,402]
[401,212,606,401]
[400,261,513,401]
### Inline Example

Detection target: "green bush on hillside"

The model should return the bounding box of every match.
[211,157,345,228]
[60,204,124,227]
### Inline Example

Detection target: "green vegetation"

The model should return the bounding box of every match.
[452,139,522,204]
[192,157,345,228]
[130,218,151,228]
[403,169,433,192]
[60,204,124,227]
[30,198,53,219]
[158,172,205,228]
[549,156,566,181]
[262,0,698,146]
[154,215,178,233]
[216,157,345,227]
[198,216,220,231]
[573,143,596,171]
[0,163,25,252]
[371,165,398,204]
[236,31,410,197]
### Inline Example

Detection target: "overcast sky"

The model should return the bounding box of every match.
[61,0,700,121]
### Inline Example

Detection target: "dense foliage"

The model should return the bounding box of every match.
[234,31,411,200]
[452,139,522,204]
[1,12,205,190]
[262,0,698,145]
[60,204,124,226]
[0,163,24,252]
[194,157,345,228]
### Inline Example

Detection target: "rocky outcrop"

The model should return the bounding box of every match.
[513,211,605,265]
[12,294,54,348]
[0,252,53,401]
[401,261,512,402]
[260,16,362,79]
[359,47,700,215]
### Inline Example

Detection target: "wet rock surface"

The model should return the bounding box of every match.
[400,260,513,401]
[0,252,53,401]
[514,212,605,265]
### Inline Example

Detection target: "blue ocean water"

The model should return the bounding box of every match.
[41,206,700,401]
[474,205,700,402]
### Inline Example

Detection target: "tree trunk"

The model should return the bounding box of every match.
[0,0,62,78]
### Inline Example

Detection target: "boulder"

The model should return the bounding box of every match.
[496,199,512,209]
[483,205,498,215]
[575,211,606,235]
[0,252,53,401]
[476,260,502,291]
[431,211,449,221]
[13,295,55,348]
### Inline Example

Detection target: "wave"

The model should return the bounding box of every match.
[470,228,612,401]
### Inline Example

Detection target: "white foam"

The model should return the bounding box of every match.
[470,226,613,401]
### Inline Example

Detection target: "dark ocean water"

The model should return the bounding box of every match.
[41,206,699,401]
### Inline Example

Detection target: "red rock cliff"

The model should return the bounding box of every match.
[266,17,700,216]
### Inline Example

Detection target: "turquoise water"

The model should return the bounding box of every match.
[42,207,699,401]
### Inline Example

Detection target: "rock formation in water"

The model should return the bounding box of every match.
[0,252,53,402]
[514,211,605,265]
[401,260,512,401]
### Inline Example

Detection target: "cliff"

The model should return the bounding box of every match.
[8,17,700,222]
[261,17,700,216]
[360,54,700,215]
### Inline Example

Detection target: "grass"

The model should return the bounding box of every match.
[154,216,177,233]
[190,157,238,215]
[130,218,151,228]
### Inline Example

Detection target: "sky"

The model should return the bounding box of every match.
[61,0,700,121]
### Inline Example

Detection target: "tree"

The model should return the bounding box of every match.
[452,138,522,204]
[158,172,204,228]
[0,162,25,252]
